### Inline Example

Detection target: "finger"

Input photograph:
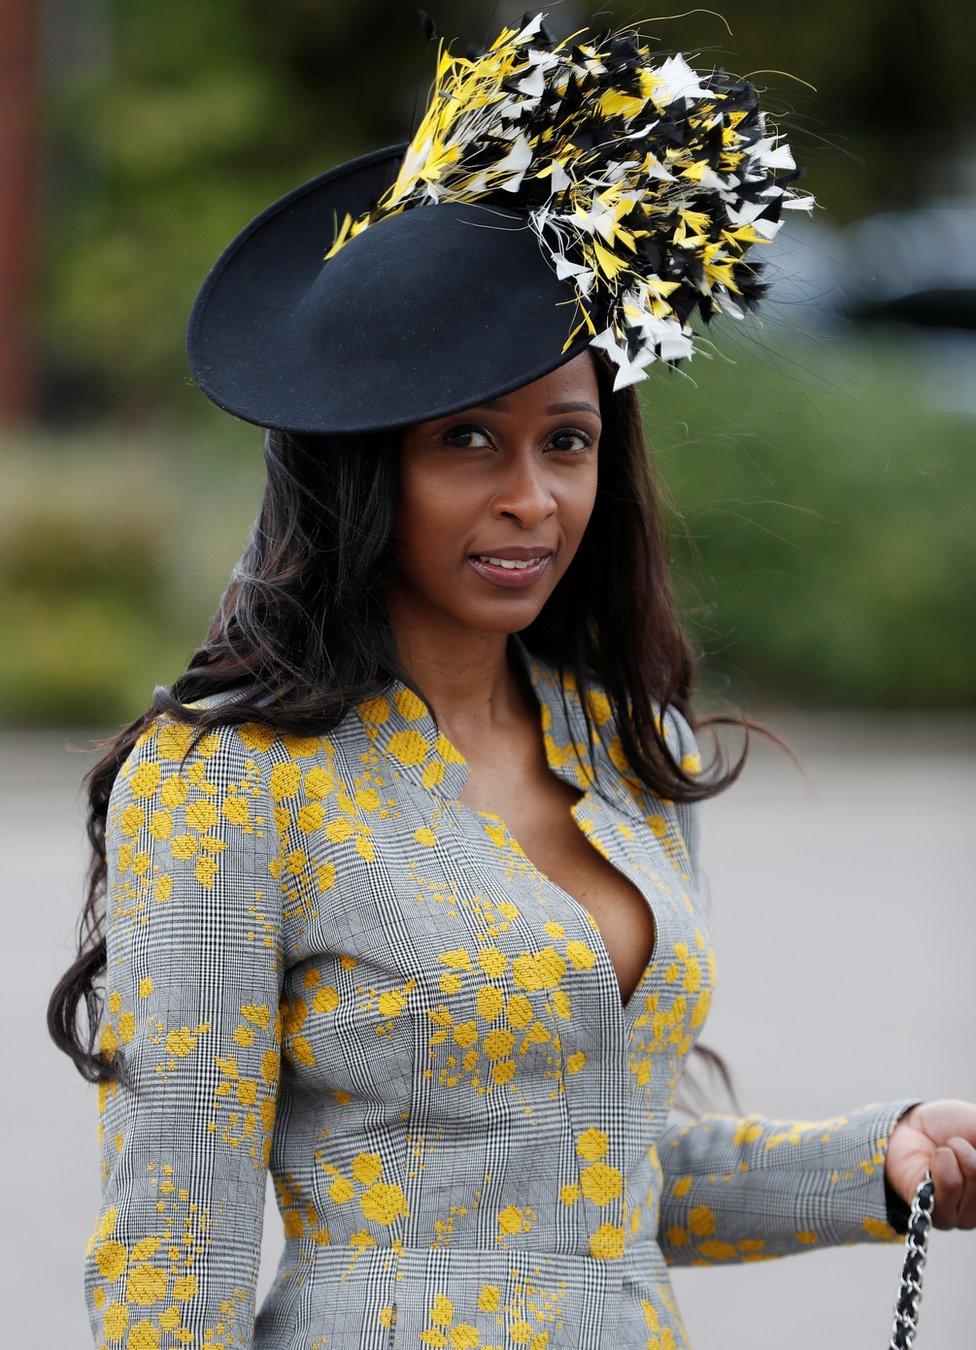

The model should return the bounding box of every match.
[932,1144,964,1229]
[948,1136,976,1231]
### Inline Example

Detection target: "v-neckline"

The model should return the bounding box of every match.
[504,634,660,1015]
[451,788,659,1019]
[355,630,666,1018]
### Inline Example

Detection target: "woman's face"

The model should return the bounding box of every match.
[391,351,601,637]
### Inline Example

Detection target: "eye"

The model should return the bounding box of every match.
[549,428,594,453]
[443,424,493,449]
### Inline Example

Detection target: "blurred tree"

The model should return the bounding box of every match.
[0,0,40,423]
[40,0,488,421]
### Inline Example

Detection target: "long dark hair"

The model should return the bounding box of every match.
[49,350,778,1115]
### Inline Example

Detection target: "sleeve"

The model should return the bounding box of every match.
[656,704,924,1264]
[83,716,285,1348]
[656,1098,925,1265]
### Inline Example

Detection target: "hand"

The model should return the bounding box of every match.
[886,1099,976,1230]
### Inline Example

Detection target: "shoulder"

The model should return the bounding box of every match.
[540,656,701,781]
[657,702,702,776]
[116,711,275,792]
[108,707,369,922]
[109,716,283,871]
[122,692,364,769]
[114,703,362,834]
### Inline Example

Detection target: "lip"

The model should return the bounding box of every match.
[467,546,553,561]
[466,552,553,588]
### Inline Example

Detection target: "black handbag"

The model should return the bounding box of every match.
[888,1171,936,1348]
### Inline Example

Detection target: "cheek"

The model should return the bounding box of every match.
[563,464,599,537]
[394,466,471,576]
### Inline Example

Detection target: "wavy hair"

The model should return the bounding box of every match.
[48,350,777,1115]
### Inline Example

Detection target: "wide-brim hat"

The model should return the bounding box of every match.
[185,142,594,435]
[185,11,811,436]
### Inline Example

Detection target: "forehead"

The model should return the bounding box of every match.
[442,352,601,422]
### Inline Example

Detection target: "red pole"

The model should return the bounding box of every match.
[0,0,38,424]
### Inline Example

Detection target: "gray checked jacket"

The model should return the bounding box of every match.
[85,632,920,1348]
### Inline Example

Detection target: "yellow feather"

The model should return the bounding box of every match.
[598,88,648,121]
[593,240,628,280]
[324,211,354,261]
[679,209,710,233]
[645,278,681,299]
[706,259,739,291]
[489,24,517,53]
[560,309,597,353]
[723,225,765,248]
[638,67,661,100]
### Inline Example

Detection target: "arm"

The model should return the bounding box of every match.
[656,1098,923,1265]
[657,704,922,1264]
[84,717,284,1347]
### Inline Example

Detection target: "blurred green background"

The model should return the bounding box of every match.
[3,0,974,724]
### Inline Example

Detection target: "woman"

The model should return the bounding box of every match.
[49,11,975,1349]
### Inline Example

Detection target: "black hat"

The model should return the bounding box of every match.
[186,11,812,435]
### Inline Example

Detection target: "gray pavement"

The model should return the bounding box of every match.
[5,712,974,1346]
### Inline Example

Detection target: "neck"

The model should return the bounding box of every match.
[385,590,533,749]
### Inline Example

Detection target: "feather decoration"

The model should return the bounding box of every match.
[324,9,815,391]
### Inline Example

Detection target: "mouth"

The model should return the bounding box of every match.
[466,549,554,589]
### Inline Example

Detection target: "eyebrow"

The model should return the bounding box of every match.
[478,398,601,417]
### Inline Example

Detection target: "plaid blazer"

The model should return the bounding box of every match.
[85,632,919,1348]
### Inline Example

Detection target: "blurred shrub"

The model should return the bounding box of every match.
[0,591,189,726]
[648,332,976,709]
[1,334,972,726]
[0,506,163,601]
[0,427,261,725]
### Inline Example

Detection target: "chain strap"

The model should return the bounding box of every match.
[888,1170,936,1350]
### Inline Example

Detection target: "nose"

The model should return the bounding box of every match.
[488,447,558,528]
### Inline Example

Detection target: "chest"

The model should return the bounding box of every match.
[278,774,713,1134]
[275,726,716,1131]
[458,761,656,1006]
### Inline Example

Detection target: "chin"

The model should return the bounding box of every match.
[449,600,546,636]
